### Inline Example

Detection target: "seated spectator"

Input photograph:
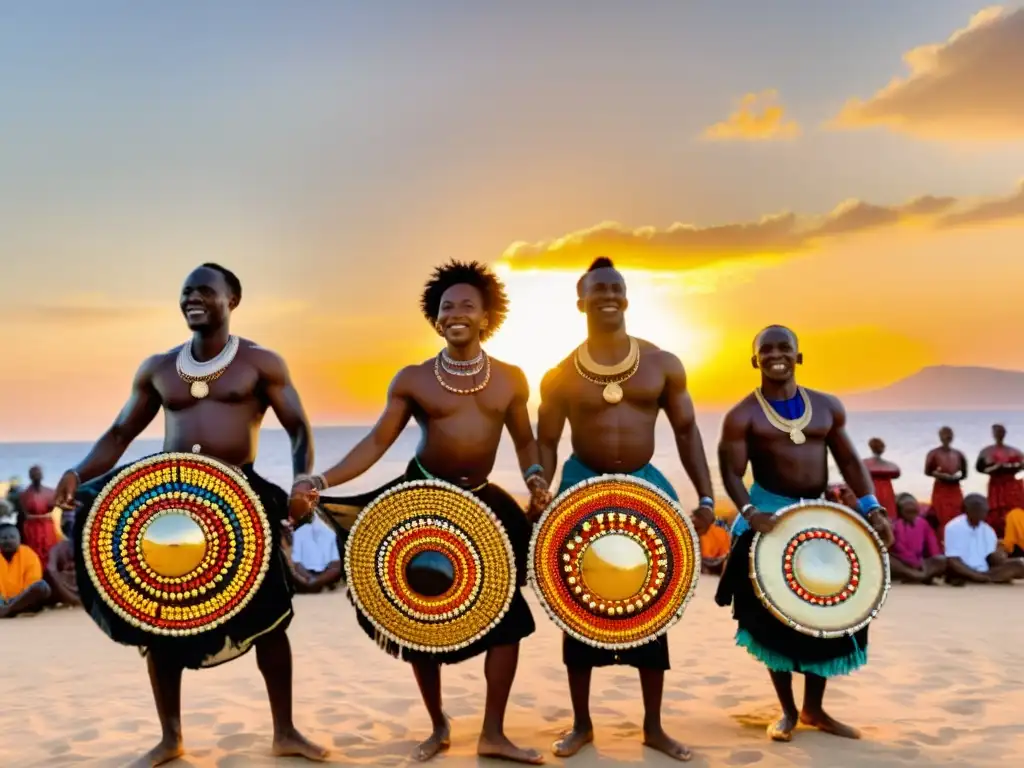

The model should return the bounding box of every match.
[700,519,730,575]
[45,506,80,607]
[0,520,51,618]
[944,493,1024,585]
[285,514,342,593]
[1002,507,1024,558]
[889,493,946,584]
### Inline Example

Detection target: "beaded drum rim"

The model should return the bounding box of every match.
[81,452,273,637]
[343,479,517,654]
[749,499,891,639]
[528,474,702,650]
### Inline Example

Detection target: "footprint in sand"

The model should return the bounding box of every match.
[186,712,217,726]
[217,732,259,750]
[111,718,146,733]
[541,706,572,722]
[42,738,71,756]
[511,692,536,707]
[214,721,244,735]
[70,727,99,742]
[333,732,364,748]
[663,688,696,702]
[727,749,763,765]
[714,694,740,708]
[941,698,987,716]
[704,674,729,685]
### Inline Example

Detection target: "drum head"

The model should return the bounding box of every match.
[750,500,890,638]
[82,453,273,637]
[529,475,701,650]
[344,480,517,654]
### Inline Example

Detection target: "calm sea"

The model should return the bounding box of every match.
[3,410,1022,506]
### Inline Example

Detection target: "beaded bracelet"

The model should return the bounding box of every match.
[523,464,544,480]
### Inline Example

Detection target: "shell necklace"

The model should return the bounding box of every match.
[176,335,240,399]
[753,386,812,444]
[574,336,640,404]
[434,350,491,395]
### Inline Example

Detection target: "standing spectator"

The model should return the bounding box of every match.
[18,465,57,565]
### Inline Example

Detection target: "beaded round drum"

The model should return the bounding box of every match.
[750,500,890,638]
[344,479,517,654]
[81,453,273,637]
[529,475,701,649]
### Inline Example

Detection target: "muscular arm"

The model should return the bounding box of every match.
[825,397,874,499]
[319,369,414,489]
[660,353,714,521]
[260,350,314,477]
[503,365,542,487]
[718,406,752,511]
[73,356,163,483]
[536,367,569,486]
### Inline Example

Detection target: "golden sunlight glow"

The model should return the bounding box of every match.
[487,265,717,400]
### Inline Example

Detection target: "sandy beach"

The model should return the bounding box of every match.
[5,578,1020,768]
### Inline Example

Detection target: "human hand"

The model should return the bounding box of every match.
[53,471,80,511]
[288,480,318,523]
[867,509,894,548]
[691,506,714,536]
[748,510,777,534]
[526,478,552,523]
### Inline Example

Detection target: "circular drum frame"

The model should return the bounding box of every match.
[343,479,517,655]
[82,452,273,637]
[528,474,701,650]
[749,499,891,639]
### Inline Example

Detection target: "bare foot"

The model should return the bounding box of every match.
[767,711,798,742]
[272,728,330,761]
[414,718,451,762]
[136,736,184,767]
[552,726,594,758]
[800,710,861,739]
[478,733,544,764]
[642,727,692,762]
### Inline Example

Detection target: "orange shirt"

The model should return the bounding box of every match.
[700,524,731,560]
[0,545,43,600]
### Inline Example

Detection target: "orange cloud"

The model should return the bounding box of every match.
[499,187,976,270]
[703,90,801,142]
[831,7,1024,140]
[938,179,1024,228]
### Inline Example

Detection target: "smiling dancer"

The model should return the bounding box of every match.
[536,257,716,762]
[715,325,893,743]
[52,264,326,766]
[290,260,551,764]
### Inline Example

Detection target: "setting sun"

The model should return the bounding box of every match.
[486,265,718,401]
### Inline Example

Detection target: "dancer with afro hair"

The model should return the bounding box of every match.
[291,259,550,764]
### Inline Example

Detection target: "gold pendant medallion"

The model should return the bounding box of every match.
[789,428,806,444]
[190,380,210,399]
[603,382,623,404]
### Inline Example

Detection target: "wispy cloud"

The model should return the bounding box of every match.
[499,181,1023,270]
[702,90,801,142]
[830,7,1024,140]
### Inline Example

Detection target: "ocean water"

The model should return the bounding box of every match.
[2,410,1021,506]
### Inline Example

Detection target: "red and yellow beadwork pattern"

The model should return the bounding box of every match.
[783,528,860,605]
[529,475,701,649]
[82,453,272,637]
[344,480,517,654]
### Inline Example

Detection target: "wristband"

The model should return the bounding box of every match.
[857,494,881,518]
[740,503,756,520]
[698,496,714,509]
[523,464,544,480]
[66,469,81,484]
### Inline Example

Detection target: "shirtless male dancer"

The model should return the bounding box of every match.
[715,325,893,743]
[53,264,327,766]
[537,257,716,762]
[290,260,551,764]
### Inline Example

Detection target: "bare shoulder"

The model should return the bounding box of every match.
[489,356,529,388]
[804,387,845,415]
[722,394,757,431]
[240,339,291,378]
[139,350,175,379]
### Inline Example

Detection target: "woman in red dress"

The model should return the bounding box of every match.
[17,466,58,565]
[976,424,1024,539]
[864,438,900,519]
[925,426,968,545]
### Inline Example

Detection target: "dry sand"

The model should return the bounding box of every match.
[4,579,1020,767]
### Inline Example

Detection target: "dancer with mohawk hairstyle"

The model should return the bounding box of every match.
[291,260,551,764]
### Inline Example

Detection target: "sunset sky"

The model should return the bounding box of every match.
[5,2,1024,441]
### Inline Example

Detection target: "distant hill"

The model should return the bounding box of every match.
[845,365,1024,411]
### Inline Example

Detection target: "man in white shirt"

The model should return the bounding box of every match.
[944,493,1024,584]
